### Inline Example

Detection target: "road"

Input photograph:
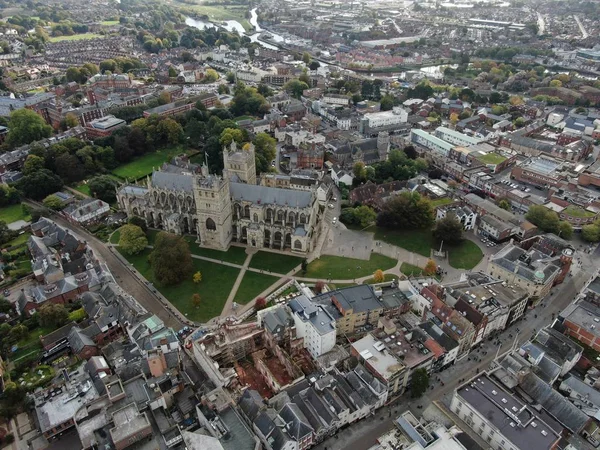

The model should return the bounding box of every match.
[574,15,589,39]
[313,269,591,450]
[536,12,545,36]
[34,209,185,329]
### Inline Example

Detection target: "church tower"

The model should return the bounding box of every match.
[223,141,257,185]
[377,131,390,161]
[193,170,233,250]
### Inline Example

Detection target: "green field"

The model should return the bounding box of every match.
[430,197,454,208]
[49,33,103,42]
[176,2,251,30]
[119,247,239,322]
[447,240,483,270]
[249,251,303,274]
[234,271,280,304]
[400,262,424,276]
[0,203,30,224]
[375,227,435,257]
[186,238,248,265]
[110,229,121,245]
[10,327,54,363]
[304,253,396,280]
[74,183,91,196]
[112,148,182,180]
[563,205,595,218]
[101,20,119,26]
[477,153,507,165]
[3,232,30,249]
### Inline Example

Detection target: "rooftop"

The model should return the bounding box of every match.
[351,333,405,381]
[561,300,600,340]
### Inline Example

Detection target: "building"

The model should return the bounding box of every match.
[62,198,110,225]
[410,129,455,160]
[359,108,408,133]
[109,403,153,450]
[450,373,562,450]
[487,236,573,301]
[288,295,336,359]
[434,126,485,147]
[511,157,566,189]
[85,115,126,139]
[436,205,477,230]
[117,143,323,254]
[322,94,350,107]
[558,300,600,352]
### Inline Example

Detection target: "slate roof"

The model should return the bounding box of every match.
[151,171,194,193]
[238,389,264,423]
[68,326,96,353]
[279,403,313,440]
[230,182,313,208]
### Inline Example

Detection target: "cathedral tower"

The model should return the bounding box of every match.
[193,173,233,250]
[223,141,257,185]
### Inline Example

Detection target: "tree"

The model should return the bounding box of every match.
[549,79,562,88]
[403,145,417,160]
[450,112,459,124]
[302,52,311,64]
[64,113,79,129]
[149,232,193,285]
[204,69,219,83]
[0,221,15,246]
[226,72,236,83]
[253,132,277,174]
[498,199,511,211]
[351,93,362,105]
[377,191,434,230]
[373,269,385,283]
[558,221,573,240]
[433,216,463,244]
[525,205,560,234]
[0,297,13,314]
[191,293,201,308]
[220,127,244,147]
[314,281,325,293]
[218,84,229,94]
[128,215,147,232]
[354,205,377,228]
[255,297,267,310]
[411,368,429,398]
[379,95,394,111]
[193,271,202,283]
[309,61,320,71]
[424,259,437,276]
[284,80,309,99]
[88,175,118,203]
[353,161,367,182]
[42,194,64,211]
[23,155,45,175]
[118,224,148,256]
[39,303,69,329]
[6,109,52,148]
[301,259,308,273]
[168,66,178,78]
[582,223,600,242]
[17,169,63,200]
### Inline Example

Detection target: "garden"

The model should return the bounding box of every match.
[111,148,185,181]
[233,271,280,305]
[303,253,396,280]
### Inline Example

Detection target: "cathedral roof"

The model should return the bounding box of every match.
[152,171,193,193]
[230,182,312,208]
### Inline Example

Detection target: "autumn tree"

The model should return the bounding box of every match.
[373,269,385,283]
[193,271,202,283]
[192,293,201,308]
[255,297,267,310]
[450,112,459,124]
[424,259,437,276]
[118,224,148,255]
[149,232,193,285]
[314,281,325,293]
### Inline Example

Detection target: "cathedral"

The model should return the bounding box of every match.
[117,142,323,254]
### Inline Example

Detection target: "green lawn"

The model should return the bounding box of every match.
[74,183,91,196]
[49,33,103,42]
[400,262,424,276]
[101,20,119,26]
[430,197,454,208]
[233,271,280,304]
[119,247,239,322]
[0,203,30,224]
[304,253,396,280]
[375,228,435,257]
[476,153,507,165]
[447,240,483,270]
[110,229,121,245]
[10,327,54,362]
[3,232,30,249]
[562,205,595,218]
[363,274,399,284]
[249,251,303,274]
[112,148,183,180]
[185,238,248,265]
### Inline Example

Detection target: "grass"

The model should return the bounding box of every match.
[477,153,507,165]
[447,240,483,270]
[235,115,254,121]
[112,148,183,180]
[562,205,595,218]
[233,271,279,304]
[10,327,54,362]
[48,33,103,42]
[304,253,396,280]
[375,227,435,257]
[110,229,121,245]
[74,183,91,196]
[249,251,303,274]
[3,232,30,249]
[119,247,240,322]
[400,262,424,276]
[185,238,248,265]
[363,273,399,284]
[100,20,119,26]
[430,197,454,208]
[0,203,30,224]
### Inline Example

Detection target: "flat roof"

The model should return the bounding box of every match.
[411,129,455,151]
[351,333,405,381]
[561,300,600,339]
[110,403,150,443]
[457,375,560,450]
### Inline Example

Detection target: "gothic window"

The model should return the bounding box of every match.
[244,205,250,218]
[288,212,295,223]
[206,218,216,230]
[294,240,302,250]
[253,213,259,223]
[277,210,285,222]
[300,213,306,224]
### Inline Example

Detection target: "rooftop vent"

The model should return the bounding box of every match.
[492,390,497,395]
[531,422,537,428]
[510,422,515,428]
[541,430,548,436]
[502,398,508,404]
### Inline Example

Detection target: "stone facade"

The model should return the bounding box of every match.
[117,144,322,253]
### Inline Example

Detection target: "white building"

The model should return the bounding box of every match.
[235,70,263,83]
[436,205,477,230]
[330,166,353,187]
[410,129,455,158]
[322,94,351,106]
[434,126,485,147]
[62,198,110,225]
[288,295,336,359]
[362,107,408,129]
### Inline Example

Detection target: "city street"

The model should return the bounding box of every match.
[313,268,592,450]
